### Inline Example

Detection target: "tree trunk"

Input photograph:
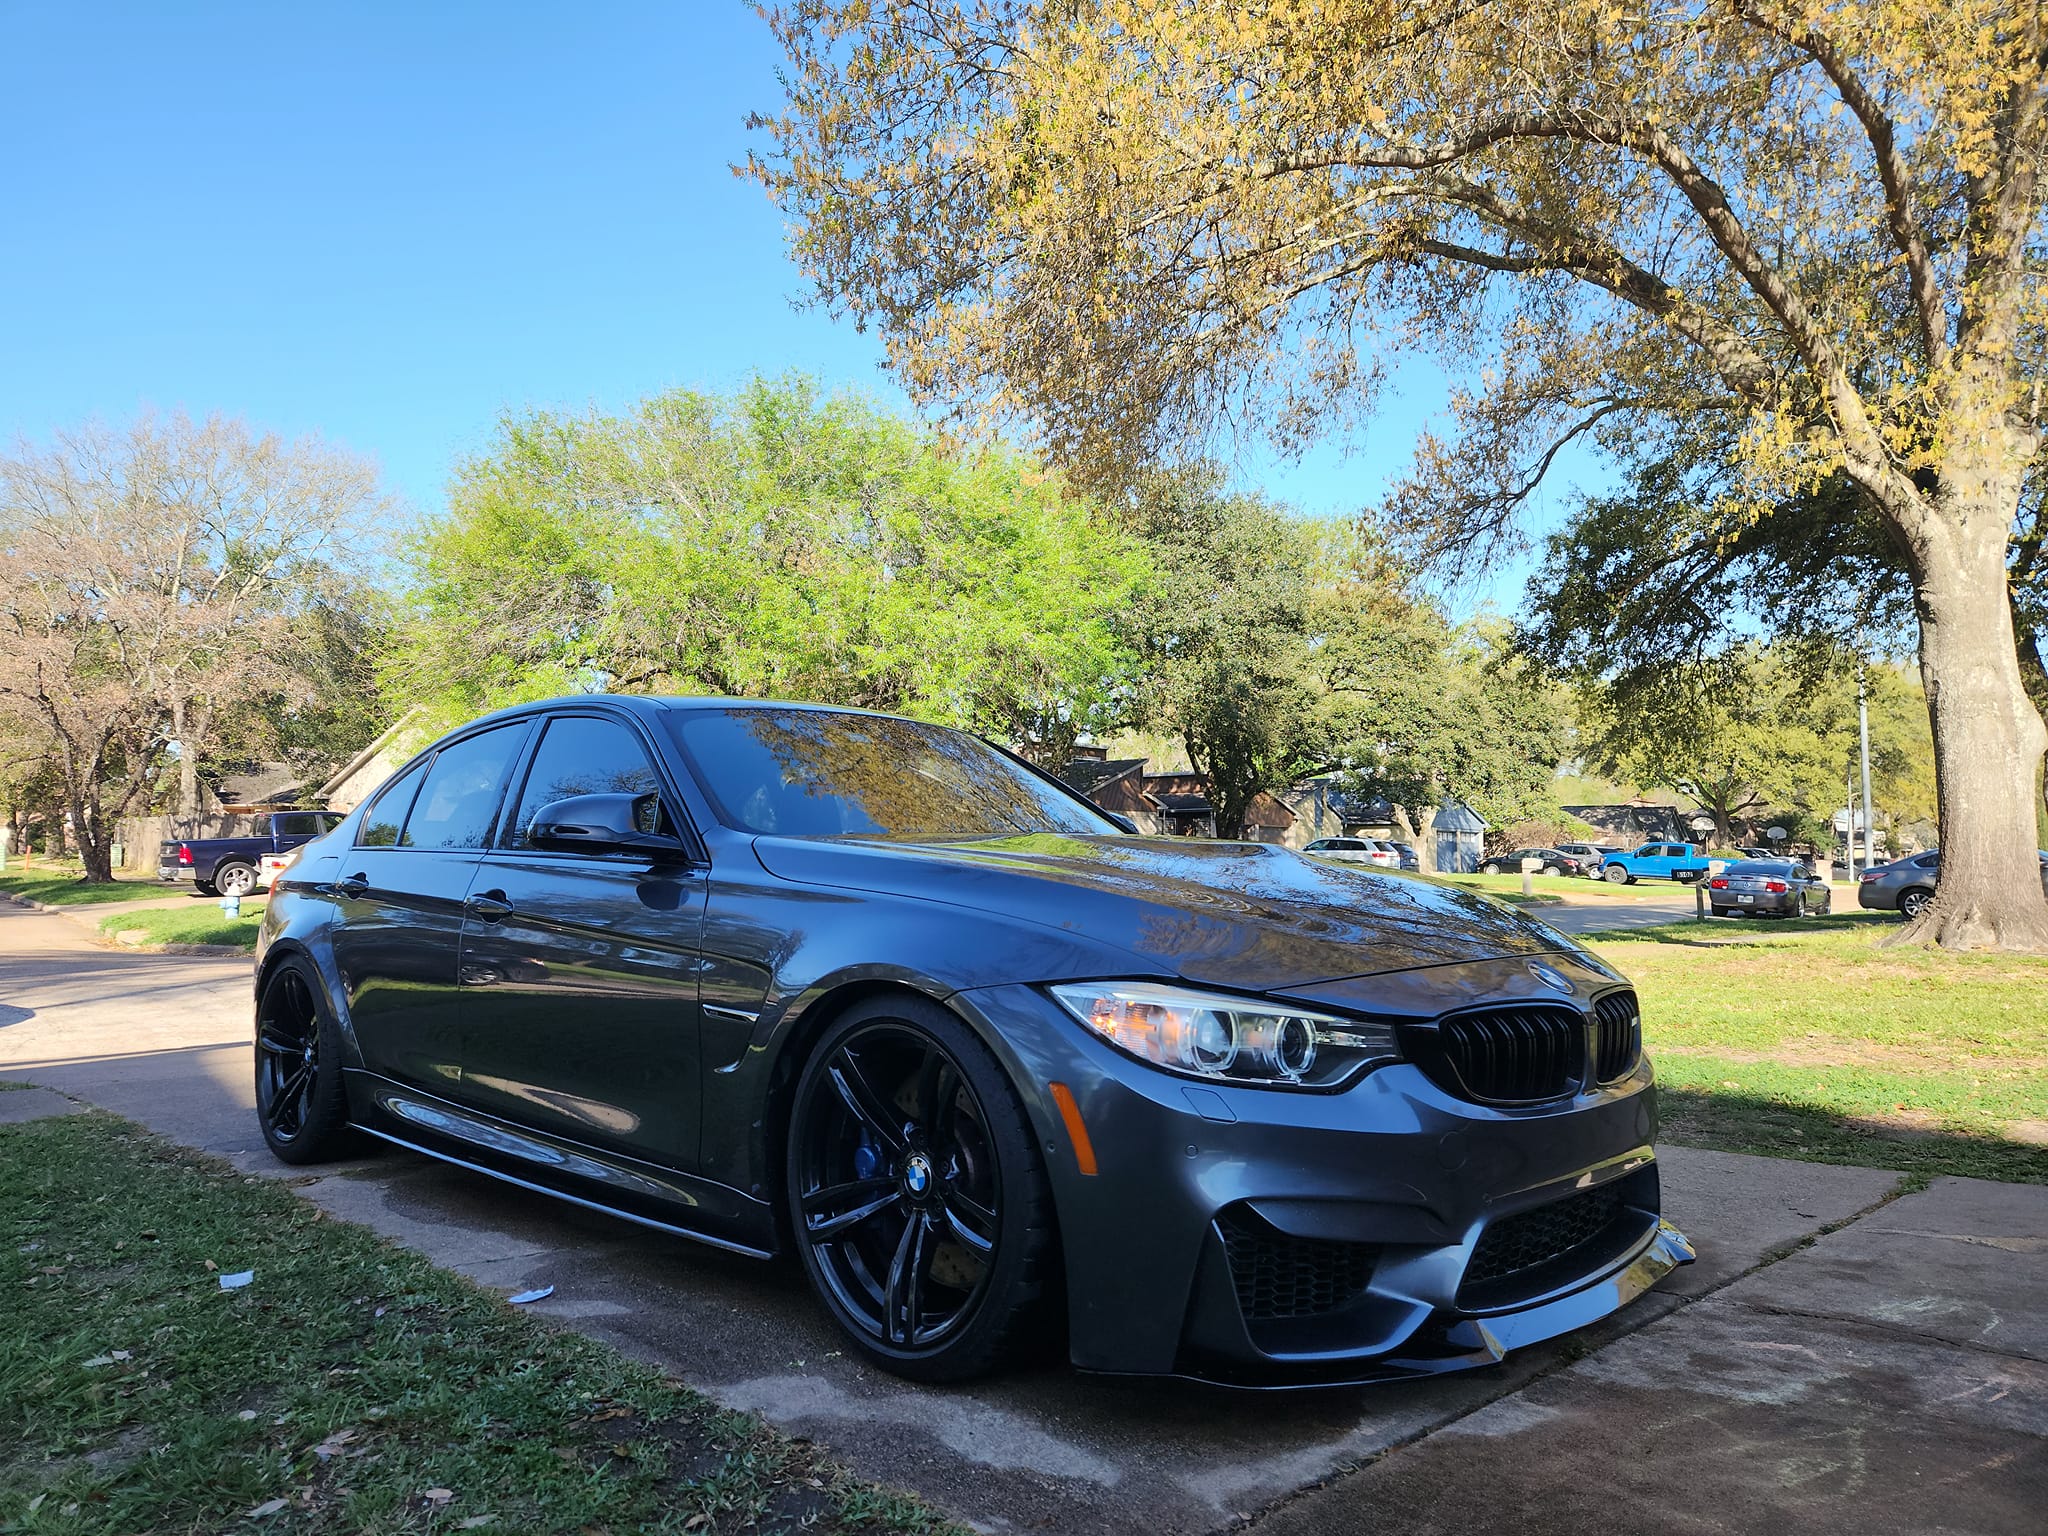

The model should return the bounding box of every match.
[171,695,201,824]
[1899,499,2048,950]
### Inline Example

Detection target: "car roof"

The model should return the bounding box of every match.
[448,694,923,733]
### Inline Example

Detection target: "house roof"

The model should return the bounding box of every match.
[1061,757,1149,796]
[317,707,424,802]
[1433,800,1489,832]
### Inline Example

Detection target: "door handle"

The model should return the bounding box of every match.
[336,873,369,899]
[466,890,513,921]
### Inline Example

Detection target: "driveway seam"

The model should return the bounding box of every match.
[1715,1296,2047,1366]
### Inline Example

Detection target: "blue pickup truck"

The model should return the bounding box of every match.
[158,810,344,897]
[1598,842,1723,885]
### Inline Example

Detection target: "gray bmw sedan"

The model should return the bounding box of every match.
[253,696,1693,1385]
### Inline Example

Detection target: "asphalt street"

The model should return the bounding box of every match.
[1,898,2038,1534]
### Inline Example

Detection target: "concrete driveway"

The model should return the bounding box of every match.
[1,900,2039,1533]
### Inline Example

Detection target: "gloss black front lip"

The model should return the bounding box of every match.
[1109,1219,1695,1390]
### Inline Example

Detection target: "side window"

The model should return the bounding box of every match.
[401,724,531,851]
[272,813,313,837]
[505,716,669,850]
[357,760,428,848]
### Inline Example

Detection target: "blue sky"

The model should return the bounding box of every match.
[0,3,1563,612]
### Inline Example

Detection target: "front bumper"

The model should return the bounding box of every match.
[955,954,1693,1387]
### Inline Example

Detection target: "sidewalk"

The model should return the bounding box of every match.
[1,899,2039,1533]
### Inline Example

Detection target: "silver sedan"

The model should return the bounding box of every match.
[1707,859,1832,919]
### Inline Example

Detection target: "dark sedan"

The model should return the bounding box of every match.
[1479,847,1585,876]
[1706,859,1832,918]
[253,697,1691,1386]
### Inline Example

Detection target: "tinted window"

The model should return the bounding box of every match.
[273,813,322,836]
[507,716,667,849]
[357,760,427,848]
[671,707,1117,838]
[1912,853,1939,868]
[402,724,530,850]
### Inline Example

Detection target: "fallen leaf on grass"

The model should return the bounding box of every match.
[204,1259,217,1271]
[248,1498,288,1518]
[457,1518,496,1530]
[311,1428,357,1460]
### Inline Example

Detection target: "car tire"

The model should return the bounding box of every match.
[1711,906,1730,918]
[194,880,218,897]
[1480,861,1502,875]
[215,861,259,898]
[787,995,1055,1383]
[254,958,356,1165]
[1603,864,1630,884]
[1794,894,1808,919]
[1542,863,1564,876]
[1899,887,1934,920]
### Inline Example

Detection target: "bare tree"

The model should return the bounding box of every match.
[0,413,395,879]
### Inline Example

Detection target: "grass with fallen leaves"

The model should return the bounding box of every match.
[1584,917,2048,1184]
[0,1112,956,1535]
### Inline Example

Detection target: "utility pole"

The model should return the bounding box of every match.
[1858,665,1877,870]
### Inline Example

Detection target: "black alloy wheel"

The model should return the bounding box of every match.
[255,960,353,1163]
[788,999,1052,1381]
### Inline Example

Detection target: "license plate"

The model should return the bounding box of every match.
[1738,894,1754,904]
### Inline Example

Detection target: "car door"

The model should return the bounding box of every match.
[454,711,709,1170]
[327,720,534,1092]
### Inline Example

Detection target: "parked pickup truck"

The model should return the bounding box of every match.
[1598,841,1724,885]
[158,811,344,897]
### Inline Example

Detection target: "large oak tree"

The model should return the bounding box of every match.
[753,0,2048,950]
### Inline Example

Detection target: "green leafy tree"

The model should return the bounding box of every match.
[1344,621,1576,842]
[1122,477,1442,838]
[384,377,1146,758]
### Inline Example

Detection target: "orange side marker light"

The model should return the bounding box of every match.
[1048,1082,1099,1177]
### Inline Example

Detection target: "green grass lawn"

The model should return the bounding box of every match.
[97,902,265,951]
[0,1113,950,1535]
[1583,918,2048,1183]
[0,873,160,907]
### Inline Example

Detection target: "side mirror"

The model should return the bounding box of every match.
[529,793,684,857]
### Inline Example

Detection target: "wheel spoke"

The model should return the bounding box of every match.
[884,1213,931,1346]
[827,1050,908,1155]
[941,1201,994,1257]
[802,1177,899,1239]
[257,1028,299,1056]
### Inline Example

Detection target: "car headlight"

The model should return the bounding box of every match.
[1048,981,1400,1090]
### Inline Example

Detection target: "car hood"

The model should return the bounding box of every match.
[749,832,1582,991]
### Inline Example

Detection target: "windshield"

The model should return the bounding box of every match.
[668,707,1118,839]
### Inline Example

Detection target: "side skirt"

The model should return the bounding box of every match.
[355,1126,775,1260]
[345,1069,779,1261]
